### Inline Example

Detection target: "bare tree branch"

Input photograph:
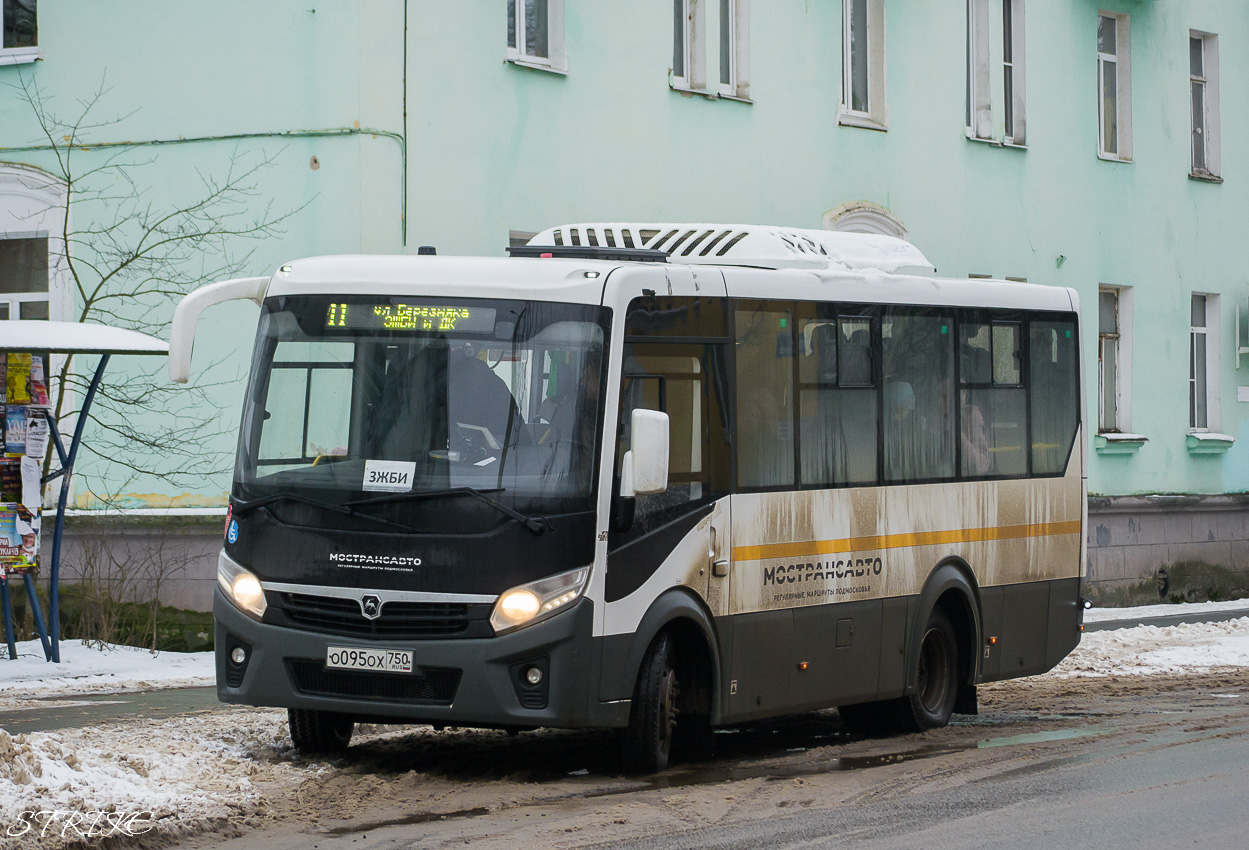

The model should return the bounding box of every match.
[7,73,308,498]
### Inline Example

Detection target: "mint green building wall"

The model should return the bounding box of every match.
[404,0,1249,503]
[2,0,1246,513]
[0,1,403,506]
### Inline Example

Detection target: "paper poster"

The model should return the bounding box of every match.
[0,354,5,404]
[0,507,19,566]
[0,460,18,503]
[29,356,49,406]
[5,407,26,456]
[20,457,40,512]
[24,411,47,460]
[14,512,38,571]
[5,354,30,405]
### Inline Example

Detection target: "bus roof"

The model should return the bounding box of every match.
[264,247,1076,316]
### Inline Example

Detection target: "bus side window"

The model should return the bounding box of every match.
[1029,320,1079,474]
[735,301,795,488]
[799,312,879,487]
[959,320,1027,478]
[882,311,955,483]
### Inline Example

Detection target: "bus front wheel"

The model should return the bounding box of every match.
[896,608,959,732]
[288,708,354,754]
[622,632,679,773]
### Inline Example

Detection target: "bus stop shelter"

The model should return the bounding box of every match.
[0,320,168,662]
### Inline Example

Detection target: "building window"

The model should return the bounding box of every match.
[0,237,48,320]
[1097,12,1132,161]
[1190,31,1221,180]
[717,0,750,98]
[0,164,65,323]
[672,0,749,99]
[1,0,37,65]
[672,0,698,90]
[840,0,887,130]
[506,0,566,73]
[1098,289,1120,432]
[1189,294,1219,431]
[967,0,1026,144]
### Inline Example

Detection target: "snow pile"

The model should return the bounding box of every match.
[1055,617,1249,677]
[0,711,292,850]
[0,639,213,706]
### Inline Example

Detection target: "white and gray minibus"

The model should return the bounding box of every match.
[170,224,1085,771]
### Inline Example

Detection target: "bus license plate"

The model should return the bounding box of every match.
[326,646,414,674]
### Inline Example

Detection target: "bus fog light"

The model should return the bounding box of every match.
[231,647,247,665]
[525,666,543,685]
[490,567,590,634]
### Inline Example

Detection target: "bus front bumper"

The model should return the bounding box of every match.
[214,588,616,729]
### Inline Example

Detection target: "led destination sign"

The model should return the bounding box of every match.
[325,302,496,333]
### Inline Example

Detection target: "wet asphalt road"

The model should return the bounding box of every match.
[0,686,225,735]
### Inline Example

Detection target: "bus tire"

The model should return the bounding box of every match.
[288,708,354,753]
[895,608,959,732]
[622,632,679,773]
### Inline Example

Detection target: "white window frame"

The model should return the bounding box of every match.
[671,0,702,91]
[1097,286,1134,434]
[715,0,750,100]
[1097,11,1132,162]
[1002,0,1025,144]
[839,0,887,131]
[505,0,566,74]
[966,0,1026,145]
[0,0,39,66]
[0,163,68,323]
[1189,30,1221,181]
[1189,293,1220,432]
[671,0,749,101]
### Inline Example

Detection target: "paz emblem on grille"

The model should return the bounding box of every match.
[359,594,383,620]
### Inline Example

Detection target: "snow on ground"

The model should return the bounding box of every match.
[1082,598,1249,624]
[0,640,213,708]
[1054,616,1249,678]
[0,709,296,850]
[1,608,1249,847]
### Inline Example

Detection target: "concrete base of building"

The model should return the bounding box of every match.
[51,515,223,613]
[32,495,1249,615]
[1086,494,1249,606]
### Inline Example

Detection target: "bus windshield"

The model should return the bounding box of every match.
[234,295,608,530]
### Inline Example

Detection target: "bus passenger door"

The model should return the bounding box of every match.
[603,276,733,672]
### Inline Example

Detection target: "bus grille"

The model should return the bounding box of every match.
[287,659,461,704]
[269,592,494,640]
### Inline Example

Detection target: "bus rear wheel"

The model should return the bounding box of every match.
[623,632,679,773]
[896,608,959,732]
[288,708,354,754]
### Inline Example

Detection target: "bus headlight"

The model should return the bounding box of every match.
[490,567,589,635]
[217,551,267,620]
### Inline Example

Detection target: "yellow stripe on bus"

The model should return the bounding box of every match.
[731,520,1082,563]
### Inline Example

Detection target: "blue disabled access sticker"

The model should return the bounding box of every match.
[227,520,239,544]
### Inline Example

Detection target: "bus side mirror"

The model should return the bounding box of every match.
[621,409,669,497]
[168,276,269,383]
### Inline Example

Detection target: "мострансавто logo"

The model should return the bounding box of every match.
[763,557,883,586]
[328,552,423,572]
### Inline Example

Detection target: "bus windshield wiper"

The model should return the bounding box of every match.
[344,487,547,535]
[232,492,427,533]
